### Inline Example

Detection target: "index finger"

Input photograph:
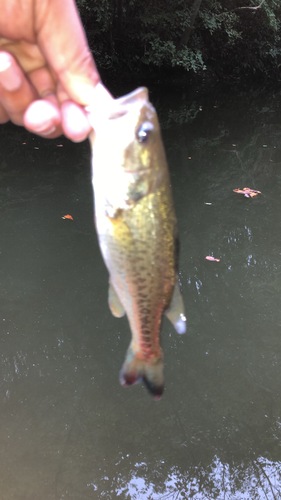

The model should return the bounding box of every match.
[35,0,100,106]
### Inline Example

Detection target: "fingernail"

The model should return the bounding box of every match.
[85,83,114,129]
[24,100,60,136]
[38,126,56,136]
[72,80,113,107]
[86,82,113,109]
[0,52,21,91]
[30,118,54,133]
[92,82,113,103]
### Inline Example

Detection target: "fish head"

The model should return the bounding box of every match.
[113,87,159,174]
[87,87,167,216]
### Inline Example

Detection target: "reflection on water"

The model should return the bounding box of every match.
[115,457,281,499]
[0,85,281,499]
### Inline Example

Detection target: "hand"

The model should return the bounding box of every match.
[0,0,107,142]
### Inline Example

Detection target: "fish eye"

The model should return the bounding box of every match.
[137,122,154,143]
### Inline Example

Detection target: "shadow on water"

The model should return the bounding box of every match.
[0,85,281,499]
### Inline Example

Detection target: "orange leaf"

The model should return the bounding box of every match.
[62,214,73,220]
[205,256,220,262]
[233,187,261,198]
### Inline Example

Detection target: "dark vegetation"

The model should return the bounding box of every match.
[76,0,281,85]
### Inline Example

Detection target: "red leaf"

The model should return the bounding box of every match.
[62,214,73,220]
[233,187,261,198]
[205,256,220,262]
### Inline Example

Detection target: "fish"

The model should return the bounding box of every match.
[87,87,186,399]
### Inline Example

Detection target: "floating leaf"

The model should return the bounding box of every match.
[62,214,73,220]
[205,256,220,262]
[233,187,261,198]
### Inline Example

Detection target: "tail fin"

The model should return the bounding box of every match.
[119,344,164,399]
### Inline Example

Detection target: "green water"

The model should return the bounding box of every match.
[0,85,281,499]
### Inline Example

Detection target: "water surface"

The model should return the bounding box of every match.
[0,85,281,499]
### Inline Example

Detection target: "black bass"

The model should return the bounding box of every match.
[87,87,186,399]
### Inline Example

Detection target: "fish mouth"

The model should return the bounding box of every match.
[115,87,149,107]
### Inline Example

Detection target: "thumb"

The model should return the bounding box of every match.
[36,0,100,105]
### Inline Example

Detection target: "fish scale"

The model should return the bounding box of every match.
[108,205,168,357]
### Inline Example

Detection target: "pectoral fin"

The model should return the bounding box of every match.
[165,278,186,334]
[108,281,125,318]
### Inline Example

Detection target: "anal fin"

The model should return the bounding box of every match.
[108,281,125,318]
[165,277,186,334]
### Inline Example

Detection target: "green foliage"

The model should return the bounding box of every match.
[75,0,281,80]
[141,39,206,72]
[76,0,112,31]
